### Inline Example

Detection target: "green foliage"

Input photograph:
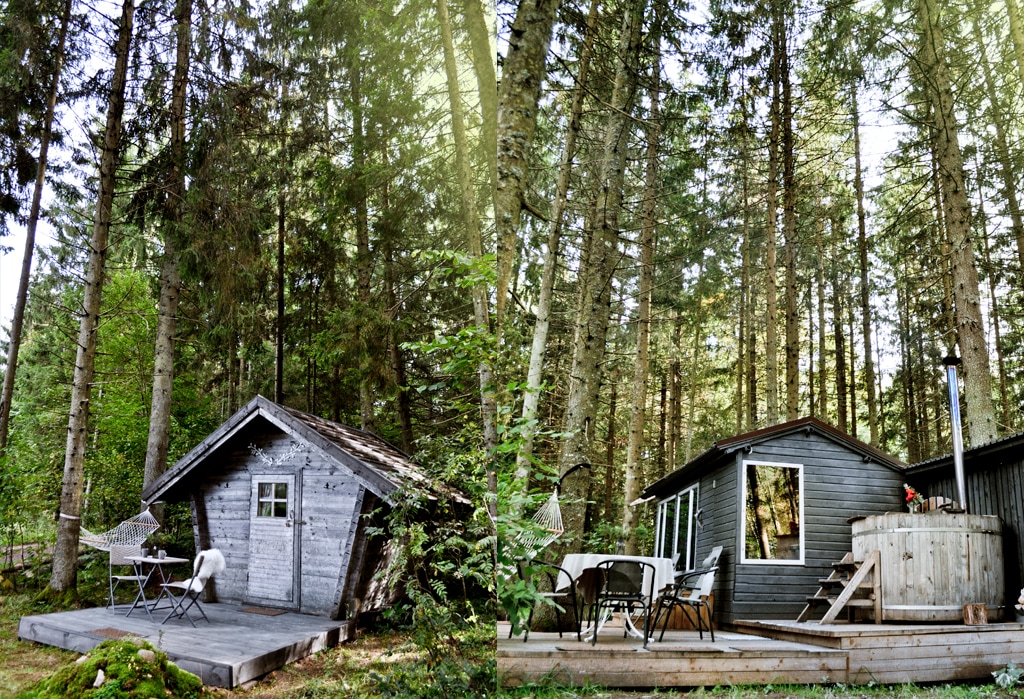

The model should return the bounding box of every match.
[495,478,566,638]
[365,427,495,697]
[374,595,495,699]
[14,639,209,699]
[993,662,1024,689]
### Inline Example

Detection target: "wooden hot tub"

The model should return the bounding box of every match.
[851,512,1004,622]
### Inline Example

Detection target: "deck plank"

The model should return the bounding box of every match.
[18,603,354,687]
[500,620,1024,688]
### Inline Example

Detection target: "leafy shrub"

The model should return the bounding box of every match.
[993,662,1024,689]
[373,597,495,698]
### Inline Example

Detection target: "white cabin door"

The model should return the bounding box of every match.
[247,474,297,606]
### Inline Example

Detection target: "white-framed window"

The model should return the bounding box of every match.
[256,481,289,518]
[654,484,698,569]
[739,460,803,565]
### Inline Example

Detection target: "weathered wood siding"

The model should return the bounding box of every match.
[694,456,738,623]
[192,429,367,617]
[852,512,1004,620]
[194,442,252,604]
[301,469,364,617]
[680,431,905,623]
[912,450,1024,616]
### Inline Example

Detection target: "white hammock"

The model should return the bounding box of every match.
[514,490,564,556]
[508,463,587,561]
[79,509,160,551]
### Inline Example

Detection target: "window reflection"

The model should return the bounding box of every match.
[743,462,801,561]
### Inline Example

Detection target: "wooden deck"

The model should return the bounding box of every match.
[498,619,1024,688]
[18,602,355,687]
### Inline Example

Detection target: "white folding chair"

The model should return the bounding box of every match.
[109,544,152,621]
[159,549,225,626]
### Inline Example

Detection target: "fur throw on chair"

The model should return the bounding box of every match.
[184,548,226,592]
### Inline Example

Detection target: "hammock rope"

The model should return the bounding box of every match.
[511,462,588,559]
[513,490,564,555]
[79,509,160,552]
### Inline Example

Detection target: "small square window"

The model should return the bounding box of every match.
[256,481,289,518]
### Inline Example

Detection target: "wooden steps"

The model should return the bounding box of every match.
[797,550,881,624]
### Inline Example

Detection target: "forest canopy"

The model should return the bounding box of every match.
[0,0,496,594]
[3,0,1024,598]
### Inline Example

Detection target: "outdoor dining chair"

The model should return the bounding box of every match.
[652,565,718,642]
[108,544,151,620]
[588,559,655,647]
[158,548,225,627]
[512,559,582,642]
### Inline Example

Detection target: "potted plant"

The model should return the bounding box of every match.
[903,483,924,513]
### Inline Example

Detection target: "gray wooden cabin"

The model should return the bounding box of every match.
[905,431,1024,613]
[640,417,907,624]
[142,395,446,620]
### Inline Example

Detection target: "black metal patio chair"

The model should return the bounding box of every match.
[588,559,655,647]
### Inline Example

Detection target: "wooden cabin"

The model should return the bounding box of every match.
[141,395,453,620]
[640,416,906,624]
[905,430,1024,615]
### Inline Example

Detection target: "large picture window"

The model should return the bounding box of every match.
[740,461,803,564]
[655,485,698,569]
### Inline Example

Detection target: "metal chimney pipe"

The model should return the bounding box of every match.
[943,355,968,512]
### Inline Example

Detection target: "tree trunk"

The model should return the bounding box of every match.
[605,380,618,523]
[0,0,71,453]
[1005,0,1024,87]
[383,238,415,452]
[976,176,1012,432]
[815,215,828,420]
[918,0,997,445]
[833,274,848,433]
[738,218,749,432]
[780,13,799,422]
[352,59,375,433]
[495,0,561,328]
[658,372,667,478]
[558,0,644,551]
[463,0,497,192]
[685,257,706,463]
[514,0,598,488]
[737,76,755,432]
[275,81,289,404]
[898,280,919,462]
[437,0,498,520]
[852,86,878,446]
[143,0,191,522]
[970,6,1024,272]
[848,295,858,436]
[669,357,681,473]
[623,22,661,553]
[764,13,782,425]
[51,0,134,593]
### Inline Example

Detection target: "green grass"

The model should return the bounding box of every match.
[0,591,77,696]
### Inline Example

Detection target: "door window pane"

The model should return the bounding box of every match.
[656,485,698,566]
[257,481,289,518]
